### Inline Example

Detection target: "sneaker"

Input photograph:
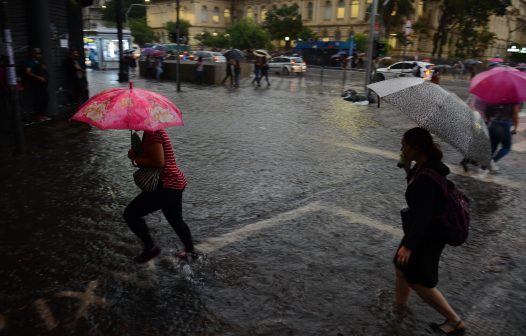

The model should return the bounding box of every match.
[134,246,161,263]
[490,160,499,172]
[177,249,200,261]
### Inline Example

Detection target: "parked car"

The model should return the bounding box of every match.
[268,56,307,75]
[374,61,434,82]
[188,51,226,62]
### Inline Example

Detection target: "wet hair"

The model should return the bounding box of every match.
[403,127,443,161]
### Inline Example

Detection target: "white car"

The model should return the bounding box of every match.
[268,56,307,75]
[190,51,226,63]
[374,61,434,82]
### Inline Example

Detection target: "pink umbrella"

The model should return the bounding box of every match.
[71,82,183,131]
[469,66,526,104]
[487,57,504,63]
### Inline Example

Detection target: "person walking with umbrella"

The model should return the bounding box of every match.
[71,83,197,263]
[257,57,270,87]
[395,127,466,335]
[221,59,234,86]
[125,129,197,263]
[485,102,520,171]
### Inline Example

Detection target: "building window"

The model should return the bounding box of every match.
[261,6,267,22]
[324,1,332,20]
[337,0,345,19]
[351,0,359,18]
[224,9,230,24]
[247,6,254,19]
[335,29,341,40]
[201,6,208,23]
[307,2,313,20]
[213,7,220,23]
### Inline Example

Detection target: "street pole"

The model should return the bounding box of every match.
[116,0,129,83]
[176,0,181,92]
[1,0,25,155]
[364,0,379,91]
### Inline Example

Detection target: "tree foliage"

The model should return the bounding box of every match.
[129,19,158,46]
[164,20,191,38]
[194,31,231,49]
[379,0,414,37]
[102,0,146,24]
[432,0,511,58]
[264,4,303,48]
[225,18,271,50]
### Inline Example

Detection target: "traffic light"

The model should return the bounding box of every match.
[373,40,386,58]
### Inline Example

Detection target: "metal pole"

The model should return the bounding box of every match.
[1,0,25,155]
[364,0,379,91]
[175,0,181,92]
[116,0,129,82]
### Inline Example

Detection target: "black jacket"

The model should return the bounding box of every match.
[402,159,448,250]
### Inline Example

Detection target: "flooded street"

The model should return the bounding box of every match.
[1,69,526,335]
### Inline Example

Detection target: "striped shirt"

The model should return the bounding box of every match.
[141,130,187,190]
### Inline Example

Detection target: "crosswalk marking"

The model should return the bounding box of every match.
[322,139,525,189]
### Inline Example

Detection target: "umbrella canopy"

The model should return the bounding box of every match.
[487,57,504,63]
[151,50,168,58]
[71,82,184,131]
[141,48,156,56]
[464,59,482,65]
[253,49,271,59]
[223,48,244,60]
[123,49,136,54]
[469,66,526,104]
[367,77,491,167]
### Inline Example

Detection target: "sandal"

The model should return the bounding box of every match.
[430,320,465,335]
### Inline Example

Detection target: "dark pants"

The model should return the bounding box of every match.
[489,120,512,162]
[28,83,49,117]
[123,187,194,253]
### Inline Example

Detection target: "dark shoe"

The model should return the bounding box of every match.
[134,246,161,263]
[430,320,465,335]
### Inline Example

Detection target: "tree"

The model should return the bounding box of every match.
[129,19,158,46]
[226,18,271,50]
[378,0,414,37]
[432,0,511,58]
[165,19,191,42]
[194,31,231,49]
[264,4,303,49]
[102,0,146,25]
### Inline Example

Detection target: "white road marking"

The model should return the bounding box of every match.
[55,281,107,320]
[326,139,525,189]
[512,140,526,152]
[33,299,58,330]
[196,201,324,254]
[322,203,403,238]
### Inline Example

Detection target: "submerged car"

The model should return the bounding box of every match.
[374,61,434,81]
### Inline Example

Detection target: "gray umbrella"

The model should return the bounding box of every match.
[367,77,491,167]
[223,48,244,60]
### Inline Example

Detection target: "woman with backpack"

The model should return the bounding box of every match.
[395,127,466,335]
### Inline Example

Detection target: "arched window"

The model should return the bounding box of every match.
[224,9,231,24]
[213,7,220,23]
[324,1,332,20]
[337,0,345,19]
[351,0,359,18]
[247,6,254,19]
[307,2,313,20]
[261,6,268,22]
[201,5,208,23]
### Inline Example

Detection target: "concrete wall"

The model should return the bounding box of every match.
[139,60,252,84]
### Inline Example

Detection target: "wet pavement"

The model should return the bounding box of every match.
[1,69,526,335]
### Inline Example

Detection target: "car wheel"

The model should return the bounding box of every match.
[373,73,385,82]
[281,67,290,75]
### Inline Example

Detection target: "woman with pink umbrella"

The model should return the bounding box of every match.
[469,66,524,171]
[72,83,198,263]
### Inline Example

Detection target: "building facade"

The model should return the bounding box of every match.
[144,0,526,60]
